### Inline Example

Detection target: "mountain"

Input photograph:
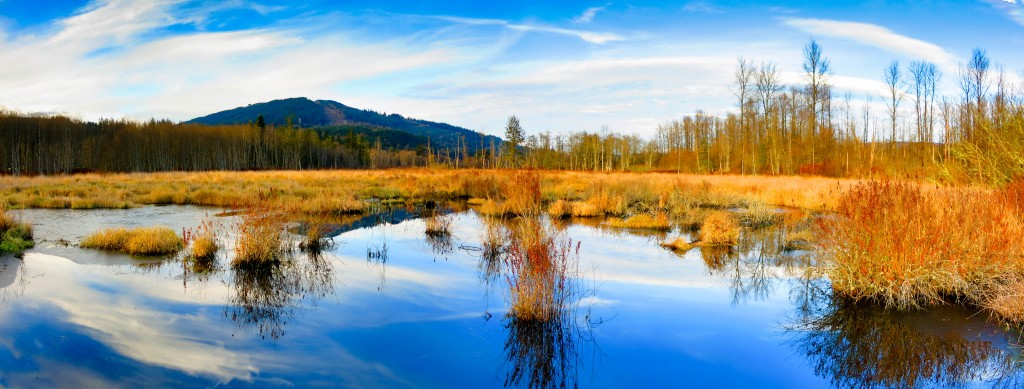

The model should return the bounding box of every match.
[185,97,502,152]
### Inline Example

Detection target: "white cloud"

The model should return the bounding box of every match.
[573,5,607,24]
[436,15,624,44]
[782,18,958,71]
[23,253,255,383]
[0,0,459,120]
[985,0,1024,26]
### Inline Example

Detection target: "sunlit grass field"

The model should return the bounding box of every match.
[0,168,860,213]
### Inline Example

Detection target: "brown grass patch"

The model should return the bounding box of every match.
[547,200,573,219]
[186,219,219,261]
[660,237,694,252]
[817,181,1024,312]
[608,213,671,230]
[233,205,287,265]
[698,211,740,246]
[81,226,182,256]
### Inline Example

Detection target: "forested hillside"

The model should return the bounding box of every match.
[186,97,503,153]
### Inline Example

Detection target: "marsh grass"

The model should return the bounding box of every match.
[659,237,694,252]
[739,201,780,228]
[182,220,220,276]
[504,220,579,322]
[547,200,573,219]
[0,170,845,234]
[81,226,182,256]
[607,213,671,230]
[817,181,1024,314]
[0,208,33,253]
[478,172,543,218]
[234,204,289,265]
[698,211,740,246]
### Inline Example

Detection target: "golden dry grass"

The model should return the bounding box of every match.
[190,235,218,260]
[81,226,182,256]
[184,218,220,261]
[608,213,671,230]
[0,169,859,215]
[233,206,286,265]
[817,181,1024,315]
[698,211,740,246]
[547,199,573,219]
[503,219,577,321]
[660,237,694,252]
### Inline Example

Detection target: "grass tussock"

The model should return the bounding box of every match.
[698,211,740,246]
[186,219,219,262]
[547,200,573,219]
[233,205,287,265]
[0,208,33,253]
[504,220,578,321]
[478,172,543,217]
[608,213,671,230]
[818,181,1024,314]
[81,226,182,256]
[660,237,694,252]
[739,201,780,228]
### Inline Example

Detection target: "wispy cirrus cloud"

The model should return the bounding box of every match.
[983,0,1024,26]
[435,15,624,44]
[573,4,609,24]
[0,0,459,120]
[782,18,958,70]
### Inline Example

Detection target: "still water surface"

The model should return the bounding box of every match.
[1,206,1021,388]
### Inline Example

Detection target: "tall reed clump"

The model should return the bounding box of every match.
[186,219,219,262]
[504,220,579,321]
[0,208,33,253]
[81,226,182,255]
[817,181,1024,312]
[698,211,740,246]
[479,172,542,218]
[233,204,287,266]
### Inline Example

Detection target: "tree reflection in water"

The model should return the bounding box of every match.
[0,255,27,309]
[226,249,335,340]
[699,225,812,306]
[787,296,1024,388]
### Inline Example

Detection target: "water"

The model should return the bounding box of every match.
[1,206,1022,388]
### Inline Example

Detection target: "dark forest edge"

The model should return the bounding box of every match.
[3,43,1022,186]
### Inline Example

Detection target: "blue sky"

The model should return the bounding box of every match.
[0,0,1022,138]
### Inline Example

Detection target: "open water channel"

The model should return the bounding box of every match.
[0,205,1022,388]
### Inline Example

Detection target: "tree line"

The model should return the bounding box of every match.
[0,113,431,174]
[491,42,1022,185]
[1,40,1021,184]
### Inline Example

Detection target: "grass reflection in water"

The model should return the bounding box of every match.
[788,293,1024,388]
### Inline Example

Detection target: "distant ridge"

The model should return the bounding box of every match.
[186,97,502,151]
